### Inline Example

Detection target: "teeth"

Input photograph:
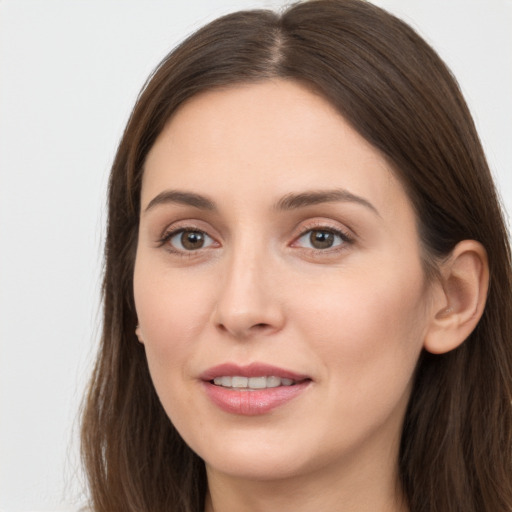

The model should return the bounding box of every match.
[232,376,248,388]
[266,375,281,388]
[220,376,232,387]
[248,376,266,389]
[212,375,297,389]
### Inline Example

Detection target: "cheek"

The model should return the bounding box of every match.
[133,259,215,394]
[286,266,428,453]
[134,252,213,335]
[295,258,429,394]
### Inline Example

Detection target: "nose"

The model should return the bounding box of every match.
[211,245,285,340]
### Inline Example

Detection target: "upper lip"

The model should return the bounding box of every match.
[200,362,310,382]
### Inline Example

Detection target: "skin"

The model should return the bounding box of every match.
[133,79,440,512]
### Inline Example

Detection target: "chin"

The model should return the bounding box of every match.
[203,447,312,482]
[185,424,342,483]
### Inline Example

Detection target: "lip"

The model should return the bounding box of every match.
[200,362,310,382]
[200,362,312,416]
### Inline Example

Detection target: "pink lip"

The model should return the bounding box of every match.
[200,363,311,416]
[200,362,309,382]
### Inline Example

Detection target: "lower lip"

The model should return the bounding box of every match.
[202,381,310,416]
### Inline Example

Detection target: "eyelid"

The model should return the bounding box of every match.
[292,219,354,240]
[170,229,215,250]
[290,220,355,251]
[157,220,221,254]
[155,218,354,255]
[294,230,345,249]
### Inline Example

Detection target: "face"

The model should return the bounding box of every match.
[134,80,434,483]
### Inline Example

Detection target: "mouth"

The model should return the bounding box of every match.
[211,375,302,390]
[200,362,311,386]
[200,363,312,415]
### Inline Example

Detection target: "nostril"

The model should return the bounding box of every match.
[252,323,271,331]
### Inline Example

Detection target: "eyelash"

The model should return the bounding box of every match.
[157,223,354,256]
[158,226,216,256]
[292,225,354,252]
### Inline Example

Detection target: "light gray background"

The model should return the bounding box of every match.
[1,1,511,510]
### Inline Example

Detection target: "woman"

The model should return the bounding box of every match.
[81,1,512,511]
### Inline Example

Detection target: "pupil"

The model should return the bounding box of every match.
[181,231,204,250]
[310,230,334,249]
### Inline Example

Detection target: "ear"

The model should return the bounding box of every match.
[424,240,489,354]
[135,324,144,344]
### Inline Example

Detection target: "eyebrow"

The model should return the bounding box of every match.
[144,190,216,213]
[143,188,379,216]
[274,189,380,216]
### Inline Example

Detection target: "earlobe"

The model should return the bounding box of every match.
[135,325,144,344]
[424,240,489,355]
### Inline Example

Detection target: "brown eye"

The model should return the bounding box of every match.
[294,228,349,250]
[181,231,205,250]
[168,229,215,251]
[309,230,335,249]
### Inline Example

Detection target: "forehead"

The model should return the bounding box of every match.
[142,79,410,220]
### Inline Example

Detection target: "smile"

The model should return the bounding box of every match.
[201,363,311,415]
[212,376,296,390]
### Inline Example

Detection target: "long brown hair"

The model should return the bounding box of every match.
[81,1,512,511]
